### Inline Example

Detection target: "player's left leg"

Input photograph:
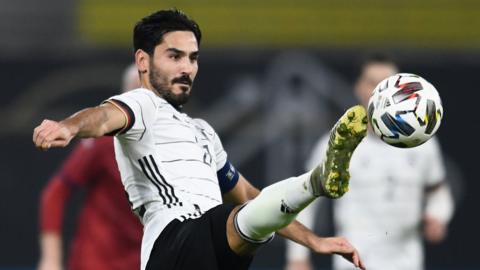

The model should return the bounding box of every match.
[226,173,314,255]
[226,172,316,256]
[228,105,368,255]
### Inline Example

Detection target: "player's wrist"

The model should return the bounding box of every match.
[59,119,79,138]
[305,235,325,254]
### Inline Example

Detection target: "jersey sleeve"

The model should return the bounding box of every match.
[212,131,228,169]
[104,89,157,141]
[212,133,241,194]
[422,137,446,187]
[305,134,330,170]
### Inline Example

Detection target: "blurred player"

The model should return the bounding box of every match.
[285,54,454,270]
[37,64,142,270]
[34,9,367,270]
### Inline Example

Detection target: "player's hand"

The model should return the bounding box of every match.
[285,259,313,270]
[423,215,447,243]
[310,236,365,270]
[33,119,75,151]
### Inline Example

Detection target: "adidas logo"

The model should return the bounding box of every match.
[226,164,236,180]
[280,200,295,214]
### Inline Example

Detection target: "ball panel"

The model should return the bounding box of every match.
[380,112,415,137]
[425,99,438,135]
[391,81,423,104]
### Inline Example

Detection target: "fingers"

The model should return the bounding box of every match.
[358,256,366,270]
[340,249,364,270]
[351,249,366,270]
[33,120,53,150]
[351,250,359,266]
[311,237,366,269]
[332,238,365,269]
[33,120,51,144]
[49,139,70,148]
[33,120,70,150]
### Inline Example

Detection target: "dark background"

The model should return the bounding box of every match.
[0,49,477,269]
[0,0,479,269]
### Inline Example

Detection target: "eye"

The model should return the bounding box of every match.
[170,54,181,60]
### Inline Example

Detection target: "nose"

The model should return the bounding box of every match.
[180,58,195,76]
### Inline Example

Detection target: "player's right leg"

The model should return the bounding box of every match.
[231,105,368,254]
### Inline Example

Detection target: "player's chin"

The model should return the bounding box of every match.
[171,89,191,106]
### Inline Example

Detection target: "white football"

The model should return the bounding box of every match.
[367,73,443,148]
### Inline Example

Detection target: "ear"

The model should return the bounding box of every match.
[135,49,150,74]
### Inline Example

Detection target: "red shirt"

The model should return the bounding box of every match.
[40,137,142,270]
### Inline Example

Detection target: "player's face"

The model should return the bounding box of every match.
[355,63,398,107]
[149,31,199,107]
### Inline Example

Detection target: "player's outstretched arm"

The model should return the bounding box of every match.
[33,103,125,150]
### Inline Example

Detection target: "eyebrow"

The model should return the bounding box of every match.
[166,48,199,57]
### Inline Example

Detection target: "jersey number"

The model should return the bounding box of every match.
[202,145,213,166]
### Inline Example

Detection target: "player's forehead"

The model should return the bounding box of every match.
[157,31,198,53]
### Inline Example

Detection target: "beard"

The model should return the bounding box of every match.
[148,63,191,109]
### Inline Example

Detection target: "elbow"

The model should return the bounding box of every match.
[96,124,111,137]
[78,107,112,138]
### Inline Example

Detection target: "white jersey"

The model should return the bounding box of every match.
[288,133,446,270]
[106,88,228,269]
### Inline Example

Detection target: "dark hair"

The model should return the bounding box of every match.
[133,9,202,55]
[356,52,398,77]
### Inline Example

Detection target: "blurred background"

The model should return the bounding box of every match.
[0,0,478,269]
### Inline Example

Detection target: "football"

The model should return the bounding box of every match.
[367,73,443,148]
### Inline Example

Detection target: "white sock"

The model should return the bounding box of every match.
[234,171,316,243]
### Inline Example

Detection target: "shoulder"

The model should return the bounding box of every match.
[111,88,166,108]
[126,88,156,104]
[193,118,216,135]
